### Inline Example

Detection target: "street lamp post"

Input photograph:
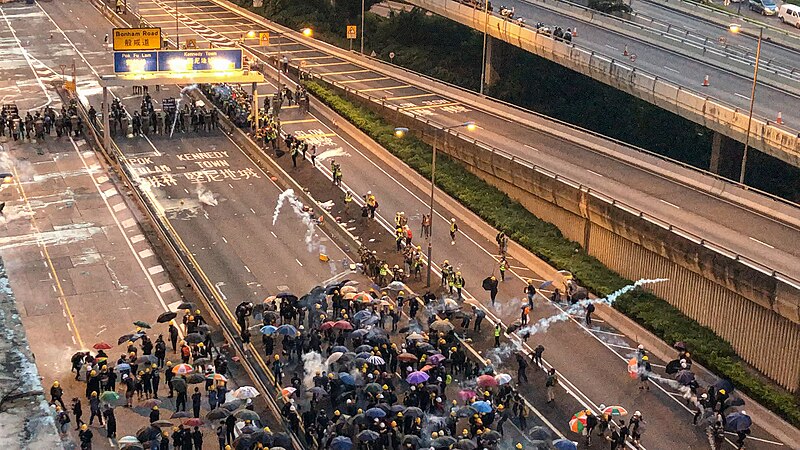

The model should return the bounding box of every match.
[479,0,490,95]
[360,0,366,54]
[396,122,476,287]
[730,24,763,184]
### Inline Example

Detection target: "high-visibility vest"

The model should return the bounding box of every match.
[450,222,457,233]
[453,276,464,288]
[494,327,501,337]
[379,265,388,276]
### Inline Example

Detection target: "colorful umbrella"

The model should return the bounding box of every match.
[477,374,498,387]
[352,292,372,303]
[99,391,120,402]
[232,386,260,399]
[183,418,203,427]
[601,405,628,416]
[428,354,446,365]
[205,373,228,382]
[406,371,429,384]
[569,411,588,433]
[471,401,492,413]
[172,364,193,375]
[280,387,297,398]
[420,365,435,372]
[458,389,476,401]
[93,342,113,350]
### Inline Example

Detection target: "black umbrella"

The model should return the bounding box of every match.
[529,426,552,441]
[276,292,298,302]
[231,435,254,450]
[135,355,158,365]
[403,406,424,418]
[673,341,687,351]
[572,287,589,300]
[187,373,205,384]
[185,333,203,344]
[177,302,194,310]
[481,277,495,291]
[714,379,735,394]
[724,396,745,407]
[171,411,191,419]
[356,430,379,442]
[432,436,457,449]
[197,324,212,333]
[157,311,178,323]
[665,359,682,375]
[133,321,152,329]
[482,430,501,441]
[135,425,160,443]
[401,435,420,446]
[118,335,134,345]
[193,357,211,367]
[272,432,292,447]
[221,399,244,411]
[206,408,230,420]
[456,439,477,450]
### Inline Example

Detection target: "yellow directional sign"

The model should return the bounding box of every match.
[346,25,357,40]
[259,32,270,46]
[113,27,161,51]
[185,38,197,49]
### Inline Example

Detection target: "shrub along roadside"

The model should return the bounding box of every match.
[303,80,800,427]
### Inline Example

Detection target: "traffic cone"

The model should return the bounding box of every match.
[702,75,710,87]
[623,45,629,56]
[776,112,783,125]
[572,27,578,37]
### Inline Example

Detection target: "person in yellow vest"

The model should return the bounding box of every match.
[452,271,465,300]
[344,191,353,213]
[379,263,389,286]
[493,324,501,347]
[365,191,378,219]
[449,218,458,245]
[441,260,452,288]
[499,257,508,282]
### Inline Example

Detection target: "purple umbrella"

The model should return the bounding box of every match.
[406,371,429,384]
[428,354,446,365]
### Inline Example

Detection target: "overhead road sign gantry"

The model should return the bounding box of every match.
[113,27,162,51]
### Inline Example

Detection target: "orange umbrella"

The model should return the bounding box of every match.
[172,363,193,375]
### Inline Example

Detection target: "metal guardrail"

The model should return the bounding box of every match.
[307,72,800,293]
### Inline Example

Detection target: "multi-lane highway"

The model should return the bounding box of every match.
[129,0,800,284]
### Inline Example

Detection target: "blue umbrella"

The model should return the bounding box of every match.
[539,280,554,290]
[330,436,353,450]
[114,363,131,372]
[260,325,277,335]
[356,352,372,359]
[365,407,386,418]
[353,310,372,322]
[331,346,348,354]
[276,324,297,335]
[552,439,578,450]
[338,372,356,386]
[472,401,492,413]
[356,430,379,442]
[725,412,752,432]
[351,329,369,338]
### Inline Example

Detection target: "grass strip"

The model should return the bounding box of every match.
[304,80,800,427]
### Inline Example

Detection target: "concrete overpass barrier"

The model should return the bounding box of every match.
[406,0,800,169]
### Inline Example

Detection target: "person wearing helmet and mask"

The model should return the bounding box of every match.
[585,409,599,445]
[78,423,93,449]
[449,218,459,244]
[50,380,66,409]
[638,355,652,391]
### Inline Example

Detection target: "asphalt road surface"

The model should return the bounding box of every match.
[129,0,800,281]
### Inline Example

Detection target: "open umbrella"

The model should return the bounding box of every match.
[477,374,498,387]
[456,438,478,450]
[114,363,131,373]
[601,405,628,416]
[220,399,244,411]
[398,352,418,363]
[356,430,379,442]
[193,357,212,367]
[406,332,425,341]
[553,439,578,450]
[136,355,158,365]
[406,371,429,384]
[432,436,457,448]
[135,425,160,442]
[330,436,353,450]
[673,341,687,351]
[177,302,194,310]
[428,354,447,365]
[430,319,454,332]
[403,406,424,418]
[458,389,476,401]
[234,409,261,421]
[171,411,191,419]
[232,386,260,399]
[206,408,230,420]
[172,364,193,375]
[118,436,141,445]
[495,373,512,385]
[402,435,421,447]
[569,411,588,433]
[151,420,174,428]
[338,372,355,386]
[326,352,344,364]
[481,430,501,441]
[184,418,204,427]
[352,292,372,303]
[276,324,297,336]
[675,370,696,385]
[260,325,277,335]
[333,320,353,330]
[472,400,492,413]
[320,321,336,331]
[99,391,120,402]
[725,412,752,432]
[93,342,113,350]
[529,426,552,441]
[331,345,348,354]
[133,321,151,329]
[140,399,161,409]
[355,344,373,353]
[185,333,203,344]
[455,406,478,418]
[365,407,386,418]
[665,359,682,375]
[366,355,385,365]
[714,379,735,394]
[364,383,382,395]
[187,373,206,384]
[280,387,297,398]
[309,386,328,397]
[157,311,178,323]
[120,443,144,450]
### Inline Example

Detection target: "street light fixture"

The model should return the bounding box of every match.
[302,27,313,38]
[729,23,762,184]
[395,121,477,287]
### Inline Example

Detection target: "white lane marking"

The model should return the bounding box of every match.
[591,328,626,337]
[148,265,164,275]
[659,199,681,209]
[605,44,618,51]
[112,202,127,212]
[222,236,228,243]
[103,188,118,198]
[138,249,155,258]
[229,183,234,189]
[586,169,604,177]
[749,236,775,249]
[270,231,277,238]
[158,283,174,293]
[0,8,55,109]
[523,144,540,151]
[130,234,145,243]
[96,175,109,183]
[734,93,750,100]
[244,265,251,273]
[121,217,137,228]
[295,258,303,267]
[663,66,680,73]
[250,207,256,214]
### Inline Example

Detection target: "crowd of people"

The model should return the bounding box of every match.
[0,102,83,141]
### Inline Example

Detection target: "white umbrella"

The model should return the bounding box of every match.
[326,352,344,364]
[367,355,385,365]
[341,286,358,294]
[232,386,260,399]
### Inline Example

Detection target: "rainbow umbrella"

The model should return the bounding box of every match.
[569,411,588,433]
[352,292,372,303]
[602,405,628,416]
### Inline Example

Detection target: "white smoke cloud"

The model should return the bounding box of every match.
[272,189,316,252]
[315,147,349,162]
[196,185,218,207]
[301,351,328,390]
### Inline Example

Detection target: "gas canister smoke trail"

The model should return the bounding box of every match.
[272,189,316,252]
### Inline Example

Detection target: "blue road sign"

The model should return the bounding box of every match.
[156,49,242,72]
[114,51,158,73]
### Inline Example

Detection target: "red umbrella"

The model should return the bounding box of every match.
[333,320,353,330]
[320,321,336,331]
[93,342,113,350]
[184,418,204,427]
[397,352,418,363]
[477,374,498,388]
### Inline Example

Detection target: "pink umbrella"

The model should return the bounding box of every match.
[458,389,477,401]
[477,374,498,388]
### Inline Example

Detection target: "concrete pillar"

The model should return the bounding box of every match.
[102,87,110,155]
[709,131,723,174]
[484,35,499,88]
